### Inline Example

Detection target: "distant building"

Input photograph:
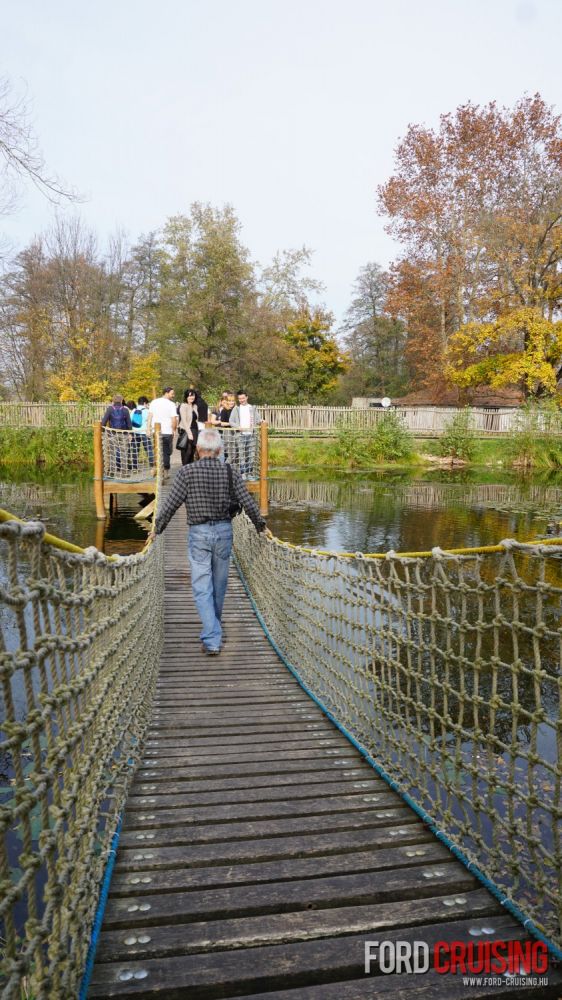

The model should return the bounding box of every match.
[352,387,524,409]
[351,397,388,409]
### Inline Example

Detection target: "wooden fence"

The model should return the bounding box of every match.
[0,402,106,427]
[0,401,546,436]
[260,405,519,434]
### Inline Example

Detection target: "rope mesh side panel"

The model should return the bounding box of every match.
[0,473,163,997]
[220,427,261,480]
[234,518,562,947]
[102,426,154,483]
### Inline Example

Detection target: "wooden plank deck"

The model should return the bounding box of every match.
[89,499,561,999]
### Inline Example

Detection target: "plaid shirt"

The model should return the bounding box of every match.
[154,458,266,533]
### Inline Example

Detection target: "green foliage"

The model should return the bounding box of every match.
[437,408,476,461]
[339,262,410,401]
[506,401,562,469]
[333,412,413,467]
[0,422,92,469]
[281,310,348,402]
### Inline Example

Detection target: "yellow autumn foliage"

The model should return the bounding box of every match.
[445,308,562,397]
[121,352,161,401]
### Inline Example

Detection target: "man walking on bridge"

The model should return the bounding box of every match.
[151,429,267,655]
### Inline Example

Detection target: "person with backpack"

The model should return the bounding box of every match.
[130,396,154,472]
[101,394,132,474]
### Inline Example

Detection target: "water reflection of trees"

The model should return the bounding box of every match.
[269,477,562,517]
[268,477,562,556]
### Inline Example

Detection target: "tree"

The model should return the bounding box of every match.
[281,309,348,401]
[0,218,134,399]
[378,94,562,394]
[446,308,562,398]
[0,239,53,399]
[155,204,256,388]
[259,247,324,322]
[121,351,161,401]
[340,263,408,397]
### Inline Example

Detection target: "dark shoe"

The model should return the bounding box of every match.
[201,643,220,656]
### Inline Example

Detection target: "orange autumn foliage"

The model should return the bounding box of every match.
[379,94,562,396]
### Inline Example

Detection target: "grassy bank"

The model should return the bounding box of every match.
[0,426,560,472]
[0,427,94,469]
[269,434,562,471]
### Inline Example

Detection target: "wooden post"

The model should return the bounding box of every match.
[95,517,105,552]
[153,423,161,477]
[259,421,268,516]
[93,422,106,520]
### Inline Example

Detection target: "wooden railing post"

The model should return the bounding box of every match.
[153,423,161,475]
[93,422,106,520]
[259,421,268,515]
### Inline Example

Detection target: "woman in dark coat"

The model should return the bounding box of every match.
[177,389,199,465]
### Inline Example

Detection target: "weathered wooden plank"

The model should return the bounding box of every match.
[134,758,370,780]
[139,734,341,752]
[118,807,423,849]
[95,888,500,961]
[109,842,452,897]
[223,970,562,1000]
[126,778,387,808]
[114,824,434,872]
[140,733,339,752]
[133,748,372,771]
[130,767,379,796]
[102,862,476,929]
[88,916,530,998]
[121,791,404,830]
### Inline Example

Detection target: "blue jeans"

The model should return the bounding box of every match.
[188,521,233,650]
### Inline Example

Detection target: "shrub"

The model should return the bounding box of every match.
[506,400,562,469]
[438,408,476,461]
[0,426,93,468]
[333,412,413,467]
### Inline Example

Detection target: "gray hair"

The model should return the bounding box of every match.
[197,428,222,453]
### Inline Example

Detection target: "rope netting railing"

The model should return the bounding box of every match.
[0,449,164,997]
[234,518,562,952]
[101,425,262,482]
[101,426,155,483]
[216,426,262,480]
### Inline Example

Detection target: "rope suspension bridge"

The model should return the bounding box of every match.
[1,422,562,997]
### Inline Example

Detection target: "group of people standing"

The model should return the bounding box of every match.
[100,386,262,480]
[176,387,262,479]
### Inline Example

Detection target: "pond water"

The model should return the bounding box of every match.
[1,464,561,554]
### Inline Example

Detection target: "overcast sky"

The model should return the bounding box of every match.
[2,0,561,323]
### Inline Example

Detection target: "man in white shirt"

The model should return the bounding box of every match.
[147,387,178,476]
[228,390,262,479]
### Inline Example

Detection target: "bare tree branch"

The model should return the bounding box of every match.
[0,76,78,213]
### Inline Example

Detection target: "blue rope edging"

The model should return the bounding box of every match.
[78,815,123,1000]
[233,548,562,964]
